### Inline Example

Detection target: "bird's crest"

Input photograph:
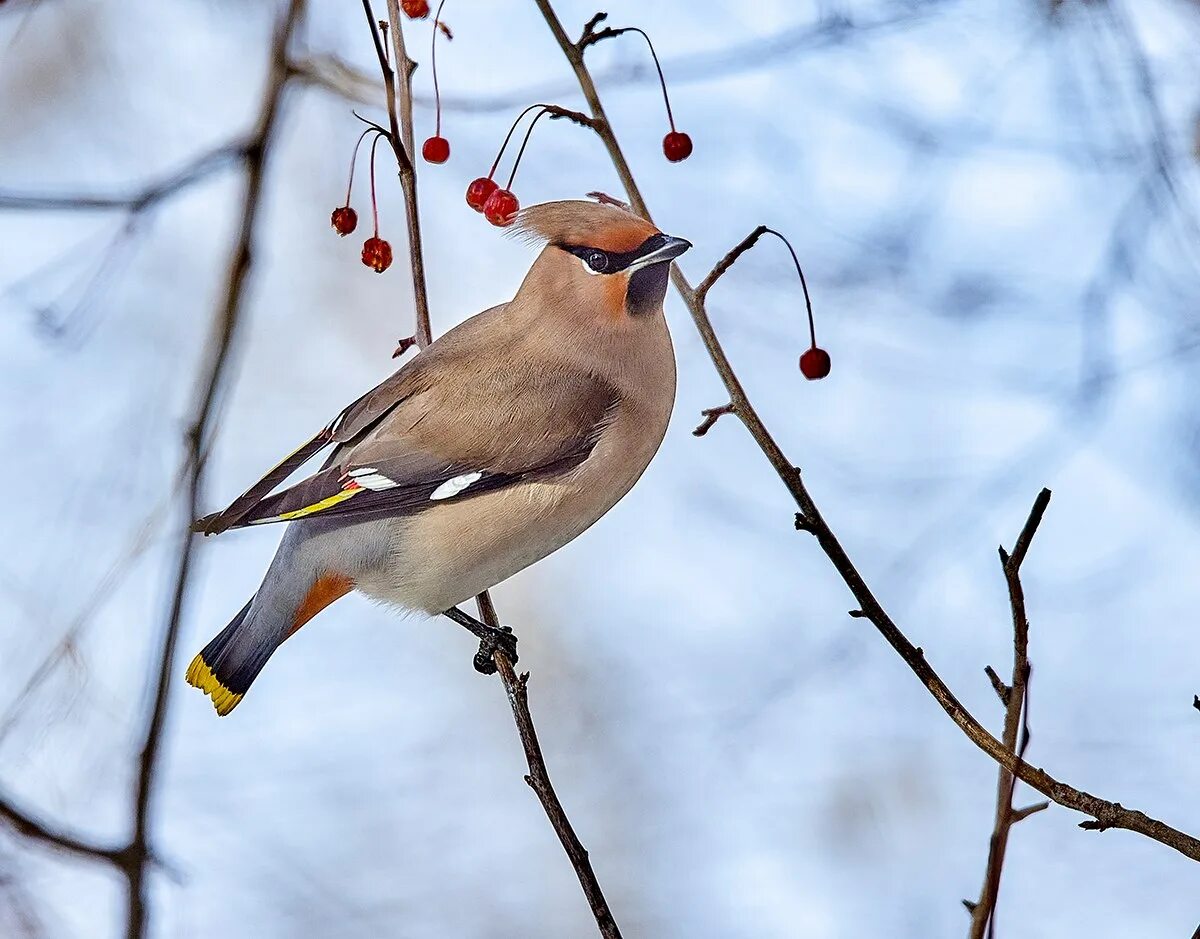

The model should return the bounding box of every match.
[512,199,659,254]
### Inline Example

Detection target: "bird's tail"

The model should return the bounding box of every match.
[186,600,260,716]
[185,571,352,716]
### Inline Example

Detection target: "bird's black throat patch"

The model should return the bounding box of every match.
[626,261,670,316]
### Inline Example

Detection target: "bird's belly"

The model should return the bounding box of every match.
[356,419,664,613]
[354,474,623,613]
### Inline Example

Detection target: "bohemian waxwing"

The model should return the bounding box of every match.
[186,199,690,715]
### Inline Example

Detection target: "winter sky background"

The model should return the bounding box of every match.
[2,0,1200,936]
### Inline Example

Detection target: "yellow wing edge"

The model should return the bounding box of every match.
[248,484,364,525]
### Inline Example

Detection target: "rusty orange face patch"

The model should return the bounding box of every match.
[586,219,660,254]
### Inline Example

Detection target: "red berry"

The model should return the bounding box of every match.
[483,188,519,227]
[330,205,357,236]
[422,135,450,164]
[663,131,693,162]
[401,0,429,17]
[361,236,393,273]
[799,346,831,381]
[466,176,498,212]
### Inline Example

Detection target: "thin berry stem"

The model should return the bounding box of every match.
[368,132,384,237]
[504,106,553,189]
[344,128,383,206]
[488,103,547,180]
[763,228,818,348]
[430,0,447,136]
[612,27,676,133]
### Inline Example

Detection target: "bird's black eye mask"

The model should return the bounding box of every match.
[557,233,671,275]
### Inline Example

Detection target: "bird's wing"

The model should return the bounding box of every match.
[194,305,514,536]
[195,352,621,532]
[192,369,428,536]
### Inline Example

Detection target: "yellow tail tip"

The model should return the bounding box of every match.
[185,653,243,716]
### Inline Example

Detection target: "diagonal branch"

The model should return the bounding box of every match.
[474,593,622,939]
[534,0,1200,864]
[968,488,1050,939]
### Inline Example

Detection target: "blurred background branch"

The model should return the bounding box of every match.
[0,2,305,937]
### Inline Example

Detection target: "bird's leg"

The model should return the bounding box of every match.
[441,606,519,675]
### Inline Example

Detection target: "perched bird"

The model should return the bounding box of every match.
[186,199,691,715]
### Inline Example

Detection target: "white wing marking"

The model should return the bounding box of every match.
[347,467,398,491]
[429,471,484,501]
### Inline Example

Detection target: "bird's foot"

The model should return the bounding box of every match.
[472,624,518,675]
[442,607,519,675]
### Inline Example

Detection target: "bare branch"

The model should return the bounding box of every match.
[474,593,623,939]
[534,0,1200,865]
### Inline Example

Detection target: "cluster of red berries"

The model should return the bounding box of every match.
[456,26,691,226]
[458,25,693,228]
[331,128,394,273]
[462,103,558,227]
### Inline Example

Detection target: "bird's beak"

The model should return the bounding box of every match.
[627,235,692,272]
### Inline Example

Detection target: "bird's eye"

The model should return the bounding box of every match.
[585,251,609,273]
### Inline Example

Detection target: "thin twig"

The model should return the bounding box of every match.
[474,593,622,939]
[1011,802,1049,824]
[984,665,1011,706]
[693,403,734,437]
[968,489,1050,939]
[123,4,304,937]
[362,0,431,347]
[534,0,1200,863]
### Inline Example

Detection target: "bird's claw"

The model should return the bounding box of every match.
[473,624,517,675]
